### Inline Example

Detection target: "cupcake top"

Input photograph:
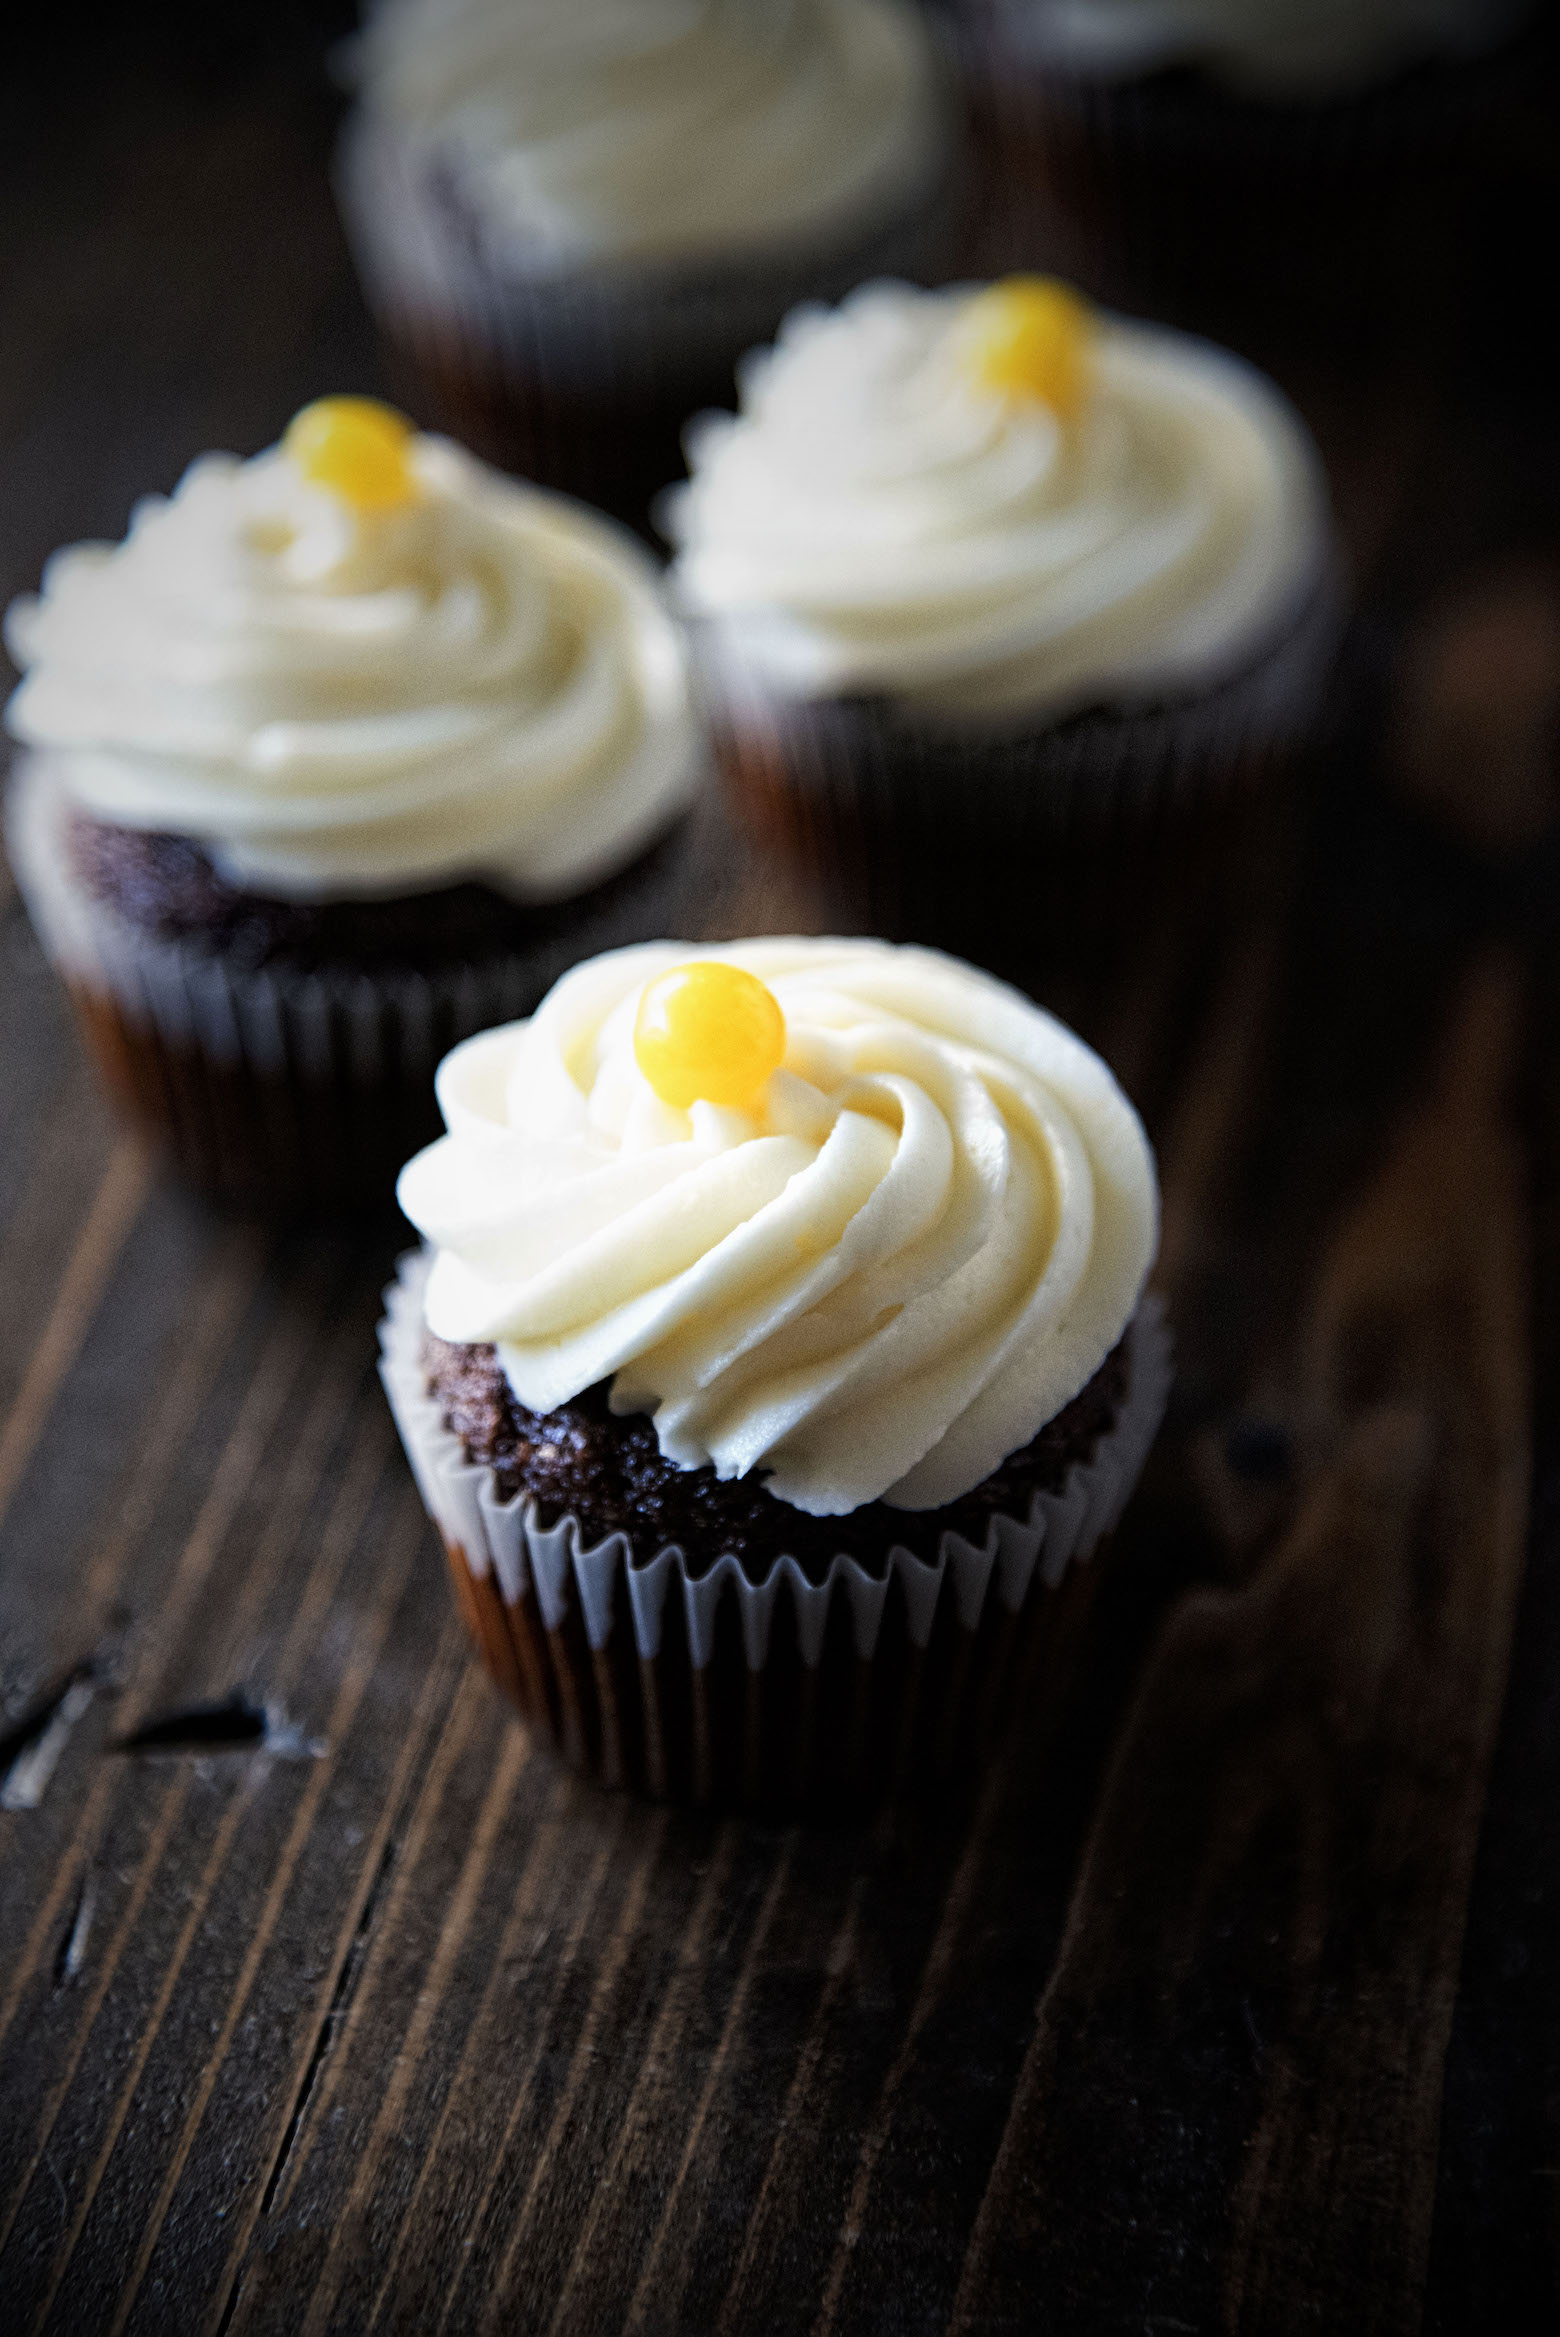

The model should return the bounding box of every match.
[981,0,1527,97]
[663,276,1331,725]
[398,937,1158,1517]
[4,399,703,903]
[353,0,950,274]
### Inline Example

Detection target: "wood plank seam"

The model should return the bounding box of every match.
[101,1473,435,2337]
[0,1138,153,1539]
[0,1768,197,2263]
[352,1776,586,2331]
[0,1054,122,1407]
[20,1427,419,2332]
[714,1875,870,2337]
[25,1770,270,2336]
[620,1838,801,2335]
[947,958,1531,2337]
[809,1767,1013,2337]
[229,1633,490,2245]
[0,1228,270,1931]
[201,1598,471,2337]
[1221,960,1531,2336]
[0,1262,377,2253]
[481,1814,673,2333]
[422,1799,640,2337]
[542,1823,745,2336]
[199,1316,399,1689]
[295,1727,535,2337]
[0,1233,273,2063]
[39,1226,266,1667]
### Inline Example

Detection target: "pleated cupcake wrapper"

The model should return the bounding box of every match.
[701,564,1344,942]
[4,756,684,1210]
[336,113,962,510]
[338,114,962,401]
[379,1246,1172,1811]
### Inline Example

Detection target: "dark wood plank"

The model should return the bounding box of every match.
[953,965,1530,2336]
[1424,930,1560,2333]
[0,16,1557,2336]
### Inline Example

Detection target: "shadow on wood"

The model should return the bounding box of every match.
[954,960,1530,2337]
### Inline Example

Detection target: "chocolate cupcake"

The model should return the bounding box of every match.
[951,0,1537,327]
[336,0,961,522]
[3,399,705,1210]
[381,937,1170,1813]
[661,276,1342,964]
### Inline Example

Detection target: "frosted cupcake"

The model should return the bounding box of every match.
[336,0,958,520]
[952,0,1535,316]
[381,938,1169,1811]
[3,399,704,1210]
[662,276,1341,953]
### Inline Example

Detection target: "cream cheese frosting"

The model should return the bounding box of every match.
[398,937,1159,1516]
[663,279,1331,725]
[353,0,950,274]
[982,0,1527,98]
[3,433,703,903]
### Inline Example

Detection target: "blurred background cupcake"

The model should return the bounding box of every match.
[336,0,961,525]
[3,396,705,1212]
[951,0,1539,335]
[382,936,1169,1812]
[661,274,1342,969]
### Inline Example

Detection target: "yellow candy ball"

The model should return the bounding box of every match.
[634,961,787,1113]
[960,277,1095,420]
[283,396,418,510]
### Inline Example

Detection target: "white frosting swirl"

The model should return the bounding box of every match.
[664,280,1330,723]
[4,434,702,902]
[353,0,950,273]
[982,0,1527,97]
[399,938,1158,1516]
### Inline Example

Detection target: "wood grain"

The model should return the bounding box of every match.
[2,18,1558,2335]
[952,965,1530,2337]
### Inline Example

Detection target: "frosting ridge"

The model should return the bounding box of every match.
[398,938,1158,1515]
[354,0,950,272]
[664,279,1331,723]
[4,433,702,902]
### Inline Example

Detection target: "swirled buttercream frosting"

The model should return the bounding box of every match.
[4,430,703,902]
[980,0,1526,98]
[663,278,1331,724]
[397,937,1159,1516]
[353,0,950,273]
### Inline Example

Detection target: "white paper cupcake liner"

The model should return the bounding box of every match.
[379,1246,1172,1812]
[4,757,690,1211]
[335,112,963,514]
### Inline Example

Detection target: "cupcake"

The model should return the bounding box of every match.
[336,0,959,521]
[661,275,1341,959]
[951,0,1536,323]
[3,398,705,1211]
[381,937,1170,1813]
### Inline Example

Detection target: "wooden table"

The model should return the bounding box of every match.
[2,22,1558,2334]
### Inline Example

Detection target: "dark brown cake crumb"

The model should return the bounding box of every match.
[421,1329,1130,1584]
[67,809,684,977]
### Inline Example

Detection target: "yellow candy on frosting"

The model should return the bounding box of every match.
[634,960,787,1112]
[959,277,1095,420]
[398,938,1162,1516]
[283,397,418,510]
